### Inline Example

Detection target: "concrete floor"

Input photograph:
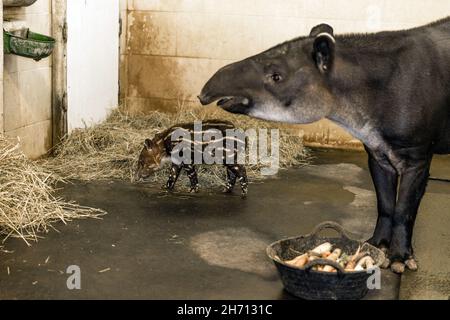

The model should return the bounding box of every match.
[400,154,450,299]
[0,149,448,299]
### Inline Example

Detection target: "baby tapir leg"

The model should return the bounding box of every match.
[166,163,182,190]
[226,165,248,196]
[223,166,237,193]
[238,165,248,196]
[184,164,199,193]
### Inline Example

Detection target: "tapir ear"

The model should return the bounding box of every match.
[310,24,335,74]
[144,138,154,150]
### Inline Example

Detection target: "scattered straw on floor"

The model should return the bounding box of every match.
[41,103,310,190]
[0,135,106,246]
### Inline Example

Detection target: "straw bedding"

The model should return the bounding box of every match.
[40,103,310,190]
[0,136,105,246]
[0,103,308,246]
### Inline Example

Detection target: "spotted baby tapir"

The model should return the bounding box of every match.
[135,120,248,196]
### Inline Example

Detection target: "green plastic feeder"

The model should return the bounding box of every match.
[3,28,55,61]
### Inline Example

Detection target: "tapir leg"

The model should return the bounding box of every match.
[367,151,398,250]
[237,165,248,196]
[166,163,182,190]
[433,124,450,154]
[227,165,248,196]
[184,164,200,193]
[389,156,432,273]
[238,166,248,196]
[223,165,237,193]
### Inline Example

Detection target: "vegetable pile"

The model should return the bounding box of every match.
[281,242,376,272]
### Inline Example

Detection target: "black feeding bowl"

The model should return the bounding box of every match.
[267,221,385,300]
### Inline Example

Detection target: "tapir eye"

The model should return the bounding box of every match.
[271,73,282,82]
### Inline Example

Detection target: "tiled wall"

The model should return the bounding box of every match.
[3,0,52,159]
[121,0,450,148]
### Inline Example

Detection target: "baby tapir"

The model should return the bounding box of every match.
[135,120,248,195]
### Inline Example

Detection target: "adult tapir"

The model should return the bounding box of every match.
[198,17,450,273]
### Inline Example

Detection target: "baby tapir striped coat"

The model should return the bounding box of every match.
[135,120,248,196]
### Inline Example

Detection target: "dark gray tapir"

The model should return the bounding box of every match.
[198,17,450,273]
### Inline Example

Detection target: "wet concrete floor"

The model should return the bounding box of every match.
[0,149,448,299]
[399,155,450,299]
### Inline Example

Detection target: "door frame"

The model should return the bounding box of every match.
[51,0,67,147]
[0,3,4,134]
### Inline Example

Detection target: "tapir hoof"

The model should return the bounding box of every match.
[405,258,418,271]
[222,187,233,194]
[376,246,391,269]
[163,184,174,191]
[381,251,418,273]
[391,262,406,274]
[381,257,391,269]
[190,186,200,193]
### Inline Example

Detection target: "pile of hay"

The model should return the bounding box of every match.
[41,103,309,190]
[0,135,105,246]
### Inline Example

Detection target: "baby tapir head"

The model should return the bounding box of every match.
[135,138,165,181]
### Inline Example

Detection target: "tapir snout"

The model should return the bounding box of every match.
[198,59,259,115]
[198,24,340,124]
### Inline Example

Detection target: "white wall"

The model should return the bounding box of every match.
[3,0,52,159]
[121,0,450,148]
[67,0,119,131]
